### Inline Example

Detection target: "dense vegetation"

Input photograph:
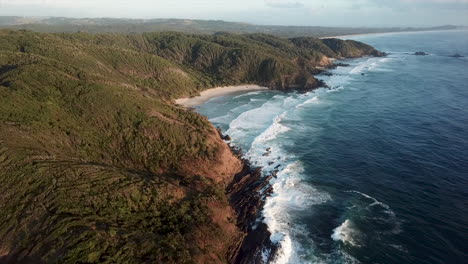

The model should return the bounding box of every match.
[0,17,461,38]
[0,29,382,263]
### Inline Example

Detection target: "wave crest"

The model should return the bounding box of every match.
[331,219,361,247]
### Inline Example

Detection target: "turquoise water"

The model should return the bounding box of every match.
[197,30,468,264]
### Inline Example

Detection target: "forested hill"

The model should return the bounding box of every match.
[0,30,382,263]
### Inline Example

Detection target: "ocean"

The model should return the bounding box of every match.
[196,30,468,264]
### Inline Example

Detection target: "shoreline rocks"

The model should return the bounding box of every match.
[449,53,464,58]
[226,144,278,263]
[217,127,232,141]
[328,62,351,69]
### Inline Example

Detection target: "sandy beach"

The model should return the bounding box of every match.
[175,85,268,107]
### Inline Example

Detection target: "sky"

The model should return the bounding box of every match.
[0,0,467,27]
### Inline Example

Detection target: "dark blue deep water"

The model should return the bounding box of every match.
[197,30,468,264]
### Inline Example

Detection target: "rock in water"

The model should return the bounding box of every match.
[414,51,428,56]
[329,63,351,69]
[217,127,232,140]
[450,53,464,58]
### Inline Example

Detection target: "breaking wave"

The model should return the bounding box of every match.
[331,219,361,247]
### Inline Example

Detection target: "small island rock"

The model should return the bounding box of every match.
[414,51,428,56]
[449,53,464,58]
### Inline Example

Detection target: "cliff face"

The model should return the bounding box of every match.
[0,30,384,263]
[179,127,242,184]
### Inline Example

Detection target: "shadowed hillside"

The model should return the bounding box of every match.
[0,30,383,263]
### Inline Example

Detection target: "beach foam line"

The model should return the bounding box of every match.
[295,96,319,109]
[175,84,268,107]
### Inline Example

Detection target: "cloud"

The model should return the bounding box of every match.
[0,0,96,7]
[352,0,468,11]
[265,0,304,8]
[400,0,468,2]
[373,0,468,4]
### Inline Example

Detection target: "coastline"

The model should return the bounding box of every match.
[177,47,389,262]
[224,143,278,264]
[175,85,269,107]
[321,31,401,39]
[321,28,467,40]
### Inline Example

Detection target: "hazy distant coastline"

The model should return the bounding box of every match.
[0,16,464,38]
[321,28,468,40]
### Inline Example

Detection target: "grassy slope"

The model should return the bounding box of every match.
[0,30,381,263]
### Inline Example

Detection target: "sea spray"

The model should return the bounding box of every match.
[331,219,361,247]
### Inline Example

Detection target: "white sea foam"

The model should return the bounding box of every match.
[263,162,331,263]
[209,114,232,124]
[242,92,323,167]
[331,219,361,247]
[348,57,394,74]
[230,103,261,115]
[208,93,266,125]
[349,63,367,74]
[224,81,373,263]
[295,96,319,109]
[318,57,395,95]
[327,86,345,93]
[226,99,285,147]
[244,112,291,169]
[227,92,315,151]
[270,233,293,264]
[223,91,336,263]
[255,113,290,142]
[261,247,272,263]
[232,91,263,99]
[379,58,392,63]
[323,75,353,89]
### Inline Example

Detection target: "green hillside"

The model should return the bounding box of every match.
[0,30,383,263]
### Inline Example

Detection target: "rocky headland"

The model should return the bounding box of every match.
[0,29,384,263]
